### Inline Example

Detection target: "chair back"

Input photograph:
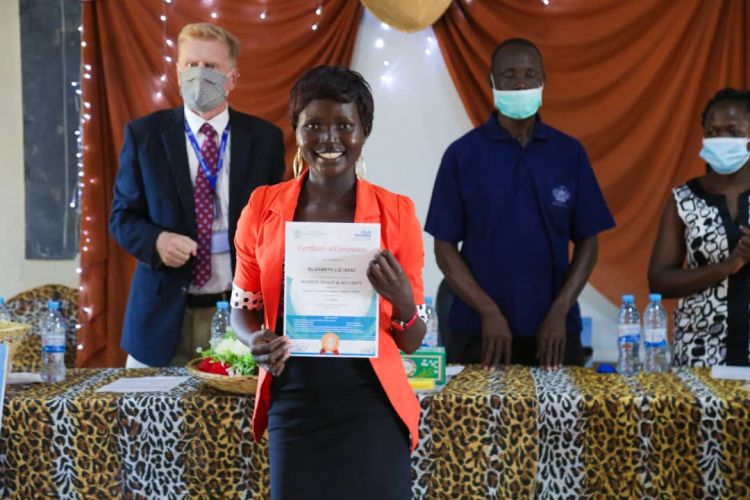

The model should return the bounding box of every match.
[6,284,79,371]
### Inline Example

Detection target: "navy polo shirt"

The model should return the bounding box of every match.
[425,113,615,338]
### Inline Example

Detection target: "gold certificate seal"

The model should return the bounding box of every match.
[320,333,340,354]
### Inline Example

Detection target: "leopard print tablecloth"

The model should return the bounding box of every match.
[1,366,748,498]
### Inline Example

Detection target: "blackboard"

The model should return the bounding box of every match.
[20,0,81,259]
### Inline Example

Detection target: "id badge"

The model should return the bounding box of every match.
[211,230,230,254]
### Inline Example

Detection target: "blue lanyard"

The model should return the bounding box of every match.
[184,120,230,192]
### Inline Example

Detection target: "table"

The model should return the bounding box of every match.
[2,366,749,498]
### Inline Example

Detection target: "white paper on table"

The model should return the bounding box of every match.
[446,365,465,378]
[95,376,189,393]
[710,365,750,381]
[7,372,42,385]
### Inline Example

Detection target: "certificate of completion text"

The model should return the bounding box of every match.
[284,222,380,357]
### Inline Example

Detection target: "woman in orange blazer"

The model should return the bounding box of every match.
[231,66,427,499]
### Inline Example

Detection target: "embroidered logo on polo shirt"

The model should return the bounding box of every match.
[552,185,571,207]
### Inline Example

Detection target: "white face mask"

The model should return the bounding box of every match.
[699,137,750,175]
[179,67,229,112]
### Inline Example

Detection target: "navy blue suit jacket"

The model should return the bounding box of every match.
[109,107,285,366]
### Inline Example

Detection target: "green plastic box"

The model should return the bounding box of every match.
[400,346,446,385]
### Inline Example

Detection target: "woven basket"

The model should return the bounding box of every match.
[0,321,32,369]
[186,358,258,395]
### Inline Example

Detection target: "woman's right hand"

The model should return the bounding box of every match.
[242,329,292,377]
[725,226,750,275]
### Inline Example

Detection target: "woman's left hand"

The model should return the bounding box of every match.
[366,250,414,312]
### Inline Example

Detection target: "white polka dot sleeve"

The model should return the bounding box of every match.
[231,282,263,311]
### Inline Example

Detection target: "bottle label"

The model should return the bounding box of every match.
[618,324,640,344]
[644,327,667,346]
[42,345,66,353]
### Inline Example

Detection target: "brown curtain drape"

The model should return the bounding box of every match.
[433,0,750,308]
[78,0,364,367]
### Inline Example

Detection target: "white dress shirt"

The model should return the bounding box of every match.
[184,105,232,295]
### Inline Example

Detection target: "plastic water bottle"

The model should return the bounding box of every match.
[422,297,439,348]
[644,293,669,373]
[210,301,231,345]
[0,297,11,322]
[41,300,67,384]
[39,300,58,344]
[617,294,641,377]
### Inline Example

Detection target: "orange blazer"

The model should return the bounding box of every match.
[234,174,425,450]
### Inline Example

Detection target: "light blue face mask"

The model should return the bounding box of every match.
[491,75,543,120]
[700,137,750,175]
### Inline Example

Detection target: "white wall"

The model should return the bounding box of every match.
[350,13,470,303]
[350,10,619,361]
[0,0,78,300]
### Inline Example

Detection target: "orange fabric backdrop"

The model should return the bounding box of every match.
[432,0,750,310]
[78,0,749,367]
[78,0,364,367]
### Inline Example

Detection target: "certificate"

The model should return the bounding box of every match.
[284,222,380,357]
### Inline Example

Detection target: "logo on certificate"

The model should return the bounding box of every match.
[320,333,340,355]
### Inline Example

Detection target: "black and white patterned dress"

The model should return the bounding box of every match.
[672,180,750,367]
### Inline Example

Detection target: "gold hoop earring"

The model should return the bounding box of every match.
[356,155,366,178]
[293,148,304,178]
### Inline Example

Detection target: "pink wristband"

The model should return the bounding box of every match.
[390,309,419,331]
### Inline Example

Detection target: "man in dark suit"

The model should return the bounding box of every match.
[110,23,285,367]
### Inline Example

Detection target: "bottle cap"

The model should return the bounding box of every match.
[48,300,61,311]
[0,297,5,305]
[621,294,634,303]
[216,301,229,309]
[649,293,662,302]
[425,296,433,306]
[596,363,617,374]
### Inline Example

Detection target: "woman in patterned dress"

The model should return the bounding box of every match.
[230,66,427,499]
[649,88,750,367]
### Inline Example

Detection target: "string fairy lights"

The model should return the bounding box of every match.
[77,1,453,358]
[69,21,85,215]
[148,0,329,107]
[373,17,441,88]
[153,0,173,103]
[75,20,86,352]
[75,1,331,357]
[151,0,340,103]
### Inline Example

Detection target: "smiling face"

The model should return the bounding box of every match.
[295,99,366,180]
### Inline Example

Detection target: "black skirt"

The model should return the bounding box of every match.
[267,356,411,500]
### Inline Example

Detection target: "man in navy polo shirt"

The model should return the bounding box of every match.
[425,38,614,370]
